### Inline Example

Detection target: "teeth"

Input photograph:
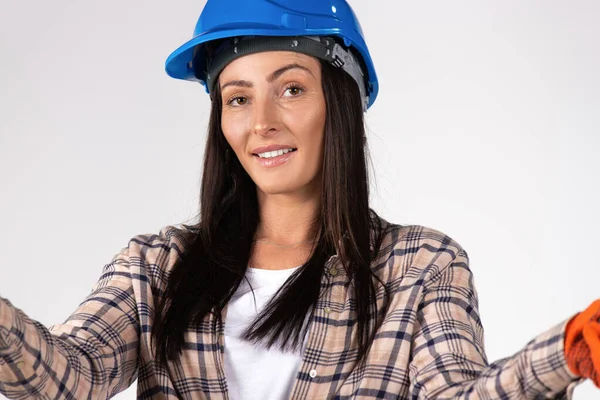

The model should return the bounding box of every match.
[257,148,295,158]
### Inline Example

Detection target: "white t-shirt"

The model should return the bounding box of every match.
[224,265,309,400]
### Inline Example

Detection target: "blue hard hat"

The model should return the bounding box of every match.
[165,0,379,109]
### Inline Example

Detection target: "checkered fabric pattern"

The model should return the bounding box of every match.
[0,215,586,399]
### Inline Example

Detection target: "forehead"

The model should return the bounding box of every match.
[219,51,320,79]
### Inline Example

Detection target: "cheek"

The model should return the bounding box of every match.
[302,107,326,153]
[288,99,325,133]
[221,115,250,152]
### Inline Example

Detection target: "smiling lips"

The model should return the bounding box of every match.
[251,144,298,168]
[254,148,296,167]
[252,143,296,154]
[256,148,295,158]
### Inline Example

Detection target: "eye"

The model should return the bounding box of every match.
[226,96,248,106]
[283,84,305,97]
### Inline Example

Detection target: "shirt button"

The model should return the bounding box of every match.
[309,369,317,378]
[15,361,25,369]
[323,307,331,314]
[329,267,338,276]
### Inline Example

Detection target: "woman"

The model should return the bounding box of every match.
[0,0,598,398]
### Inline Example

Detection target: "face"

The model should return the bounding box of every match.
[219,51,326,198]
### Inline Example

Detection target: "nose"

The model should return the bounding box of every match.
[252,95,280,137]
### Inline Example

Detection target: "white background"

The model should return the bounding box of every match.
[1,0,598,398]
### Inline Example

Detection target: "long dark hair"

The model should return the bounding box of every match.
[151,58,390,371]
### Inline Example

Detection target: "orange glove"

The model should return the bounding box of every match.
[564,299,600,388]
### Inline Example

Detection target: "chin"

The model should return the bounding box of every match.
[255,181,297,195]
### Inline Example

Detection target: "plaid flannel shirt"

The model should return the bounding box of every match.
[0,215,586,399]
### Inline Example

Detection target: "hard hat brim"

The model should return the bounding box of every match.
[165,27,378,107]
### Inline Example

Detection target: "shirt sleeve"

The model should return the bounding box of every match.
[0,241,140,399]
[408,248,587,399]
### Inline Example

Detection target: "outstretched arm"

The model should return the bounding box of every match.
[409,249,586,399]
[0,242,140,399]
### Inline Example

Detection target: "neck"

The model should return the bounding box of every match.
[254,190,320,245]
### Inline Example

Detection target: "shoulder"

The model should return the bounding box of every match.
[370,211,469,281]
[128,224,196,253]
[372,211,467,260]
[120,223,198,276]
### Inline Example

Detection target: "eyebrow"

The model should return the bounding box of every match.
[220,63,314,92]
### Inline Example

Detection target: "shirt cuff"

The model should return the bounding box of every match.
[530,317,587,397]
